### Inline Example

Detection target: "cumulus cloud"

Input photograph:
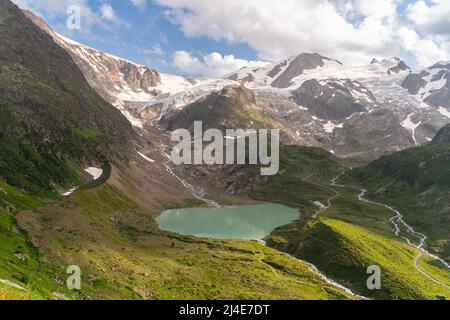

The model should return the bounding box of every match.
[100,3,117,21]
[12,0,129,32]
[401,0,450,66]
[156,0,450,69]
[100,3,130,27]
[156,0,401,65]
[172,51,269,77]
[406,0,450,37]
[129,0,147,10]
[397,27,449,67]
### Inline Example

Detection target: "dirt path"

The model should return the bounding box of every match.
[303,175,341,219]
[375,176,400,195]
[356,188,450,289]
[414,252,450,289]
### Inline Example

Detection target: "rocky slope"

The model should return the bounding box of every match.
[402,61,450,110]
[25,10,236,128]
[228,54,450,161]
[0,1,136,195]
[160,85,285,132]
[433,124,450,144]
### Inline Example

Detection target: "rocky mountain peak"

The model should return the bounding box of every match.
[402,61,450,109]
[220,84,257,105]
[159,84,268,133]
[369,57,411,75]
[271,53,342,88]
[388,59,411,75]
[23,10,161,106]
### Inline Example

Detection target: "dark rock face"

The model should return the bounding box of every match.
[271,53,341,88]
[229,73,255,84]
[426,86,450,109]
[402,72,429,95]
[402,62,450,109]
[388,60,411,75]
[432,124,450,145]
[292,79,367,120]
[327,108,413,158]
[0,0,136,163]
[267,60,287,78]
[424,63,450,109]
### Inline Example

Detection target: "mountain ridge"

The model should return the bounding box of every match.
[0,1,137,195]
[23,9,450,163]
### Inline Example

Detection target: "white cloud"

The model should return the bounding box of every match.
[353,0,399,20]
[172,51,269,77]
[397,27,449,67]
[100,3,130,28]
[406,0,450,37]
[156,0,401,65]
[100,3,116,21]
[150,43,165,56]
[129,0,147,10]
[156,0,450,68]
[12,0,129,31]
[137,43,165,56]
[398,0,450,66]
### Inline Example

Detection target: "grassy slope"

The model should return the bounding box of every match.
[342,142,450,259]
[250,145,450,300]
[0,1,135,197]
[14,180,354,300]
[0,180,77,300]
[2,141,448,300]
[300,218,450,299]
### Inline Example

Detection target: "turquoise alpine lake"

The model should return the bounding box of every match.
[156,204,300,240]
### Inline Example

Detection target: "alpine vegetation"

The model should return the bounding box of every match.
[170,121,280,176]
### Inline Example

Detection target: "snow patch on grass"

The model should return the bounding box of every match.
[137,151,155,163]
[85,167,103,180]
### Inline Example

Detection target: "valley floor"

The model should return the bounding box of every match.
[1,145,449,300]
[254,171,450,300]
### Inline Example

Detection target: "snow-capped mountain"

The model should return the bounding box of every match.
[227,53,450,160]
[227,54,410,92]
[228,53,343,90]
[402,61,450,111]
[25,9,450,162]
[24,10,236,128]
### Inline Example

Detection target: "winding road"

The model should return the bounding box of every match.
[307,172,449,289]
[302,174,342,219]
[414,252,450,288]
[357,189,450,288]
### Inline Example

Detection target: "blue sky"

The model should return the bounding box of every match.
[13,0,450,76]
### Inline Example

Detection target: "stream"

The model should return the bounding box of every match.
[358,189,450,269]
